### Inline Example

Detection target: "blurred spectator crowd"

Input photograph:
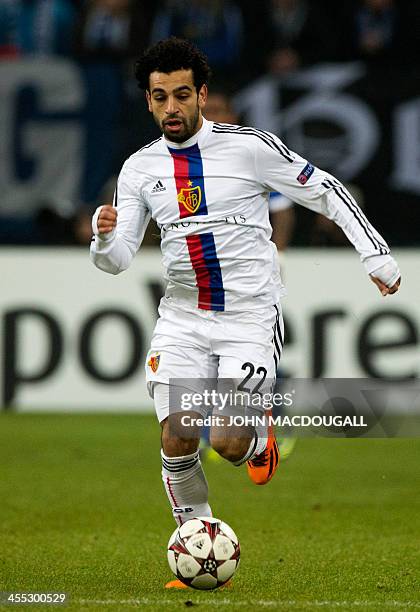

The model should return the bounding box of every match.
[1,0,419,246]
[2,0,419,72]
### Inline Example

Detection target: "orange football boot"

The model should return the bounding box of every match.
[165,579,188,589]
[247,409,279,485]
[164,578,232,589]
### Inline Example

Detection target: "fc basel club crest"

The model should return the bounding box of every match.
[177,185,202,214]
[148,353,160,373]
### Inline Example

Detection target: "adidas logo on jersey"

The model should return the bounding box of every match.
[151,180,166,193]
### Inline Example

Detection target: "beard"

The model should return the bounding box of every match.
[156,105,200,143]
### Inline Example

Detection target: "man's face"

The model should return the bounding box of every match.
[146,69,207,143]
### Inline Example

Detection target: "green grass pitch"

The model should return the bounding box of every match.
[0,414,419,611]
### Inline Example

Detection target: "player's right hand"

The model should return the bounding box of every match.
[93,205,118,236]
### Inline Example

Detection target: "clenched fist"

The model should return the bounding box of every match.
[370,274,401,296]
[92,205,118,236]
[368,257,401,297]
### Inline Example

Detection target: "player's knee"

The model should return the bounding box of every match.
[210,435,250,463]
[161,417,199,457]
[162,435,198,457]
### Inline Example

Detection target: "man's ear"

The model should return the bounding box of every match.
[146,90,152,112]
[198,84,208,110]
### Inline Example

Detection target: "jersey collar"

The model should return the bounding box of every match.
[163,116,212,149]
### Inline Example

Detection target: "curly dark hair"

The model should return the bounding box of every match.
[134,37,211,92]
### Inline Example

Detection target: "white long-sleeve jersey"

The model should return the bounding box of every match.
[91,117,395,312]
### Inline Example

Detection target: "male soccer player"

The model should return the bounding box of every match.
[90,37,400,585]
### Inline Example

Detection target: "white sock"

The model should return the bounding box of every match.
[254,415,270,455]
[161,450,212,526]
[233,415,269,466]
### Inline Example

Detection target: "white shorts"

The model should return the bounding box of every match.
[145,297,284,422]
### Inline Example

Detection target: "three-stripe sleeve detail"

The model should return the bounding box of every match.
[272,305,283,371]
[212,123,294,163]
[322,179,389,255]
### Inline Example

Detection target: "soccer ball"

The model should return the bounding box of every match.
[167,517,240,590]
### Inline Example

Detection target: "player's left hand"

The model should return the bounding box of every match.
[368,256,401,296]
[370,274,401,296]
